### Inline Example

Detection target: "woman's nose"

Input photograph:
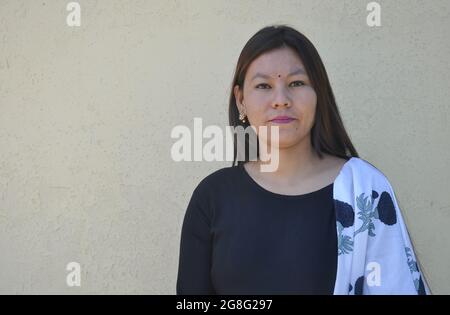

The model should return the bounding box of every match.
[271,86,291,108]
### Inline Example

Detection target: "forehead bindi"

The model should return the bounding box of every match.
[249,67,307,82]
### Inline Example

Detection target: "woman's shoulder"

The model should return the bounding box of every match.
[198,164,239,185]
[191,164,240,197]
[343,156,394,188]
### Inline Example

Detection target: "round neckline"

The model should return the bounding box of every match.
[238,157,355,200]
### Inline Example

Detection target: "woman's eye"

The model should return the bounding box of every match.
[255,83,270,89]
[290,81,305,87]
[255,81,305,89]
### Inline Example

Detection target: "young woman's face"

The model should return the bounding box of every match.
[234,47,317,149]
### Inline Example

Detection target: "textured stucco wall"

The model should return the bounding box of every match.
[0,0,449,294]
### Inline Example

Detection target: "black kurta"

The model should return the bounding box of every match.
[176,163,338,295]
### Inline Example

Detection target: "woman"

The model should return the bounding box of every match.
[176,25,430,295]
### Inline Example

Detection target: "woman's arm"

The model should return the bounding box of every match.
[176,184,216,295]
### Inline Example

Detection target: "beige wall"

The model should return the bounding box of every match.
[0,0,448,294]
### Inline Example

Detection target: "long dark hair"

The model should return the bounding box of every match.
[228,24,359,166]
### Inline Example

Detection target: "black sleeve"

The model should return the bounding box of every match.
[176,183,216,295]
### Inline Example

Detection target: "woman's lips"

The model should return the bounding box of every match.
[269,118,296,124]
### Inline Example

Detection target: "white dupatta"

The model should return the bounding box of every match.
[332,157,430,295]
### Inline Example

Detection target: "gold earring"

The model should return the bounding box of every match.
[239,102,246,123]
[239,112,246,123]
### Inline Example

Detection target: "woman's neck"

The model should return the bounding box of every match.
[247,142,323,186]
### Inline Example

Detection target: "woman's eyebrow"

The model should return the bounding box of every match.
[250,68,306,81]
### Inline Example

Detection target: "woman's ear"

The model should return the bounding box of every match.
[233,85,244,112]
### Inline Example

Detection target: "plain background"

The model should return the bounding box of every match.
[0,0,449,294]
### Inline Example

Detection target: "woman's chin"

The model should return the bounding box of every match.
[260,136,301,150]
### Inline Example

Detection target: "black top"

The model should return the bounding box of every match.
[176,163,338,295]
